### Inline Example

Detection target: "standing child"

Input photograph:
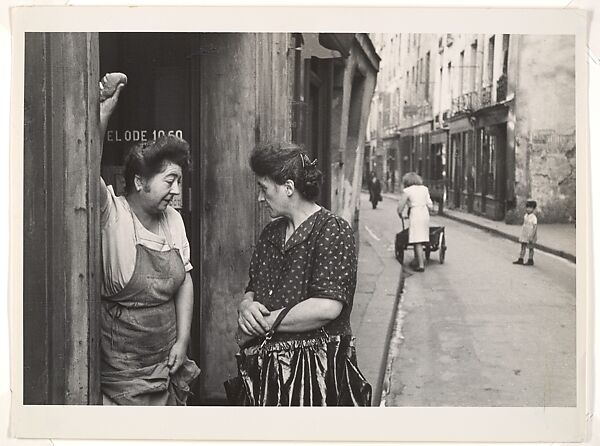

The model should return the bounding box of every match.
[513,200,538,266]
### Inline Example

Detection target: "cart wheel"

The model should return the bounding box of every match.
[439,235,446,264]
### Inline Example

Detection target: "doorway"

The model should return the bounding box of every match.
[99,33,203,397]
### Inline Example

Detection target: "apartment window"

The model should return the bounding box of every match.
[459,50,465,95]
[424,51,431,101]
[438,67,443,119]
[470,41,478,92]
[502,34,509,75]
[410,67,416,105]
[417,59,422,100]
[487,36,495,86]
[448,62,453,100]
[383,92,391,128]
[405,70,410,110]
[395,90,399,125]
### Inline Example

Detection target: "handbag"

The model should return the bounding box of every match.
[224,303,371,406]
[223,304,294,405]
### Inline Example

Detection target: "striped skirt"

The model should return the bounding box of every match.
[226,333,371,406]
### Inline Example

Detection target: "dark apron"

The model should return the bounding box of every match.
[101,209,200,405]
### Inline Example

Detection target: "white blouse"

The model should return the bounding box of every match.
[100,182,192,297]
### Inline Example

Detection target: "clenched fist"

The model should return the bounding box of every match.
[99,72,128,102]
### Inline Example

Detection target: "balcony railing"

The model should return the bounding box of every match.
[451,91,478,115]
[402,102,432,120]
[451,96,463,115]
[480,85,492,107]
[450,83,505,117]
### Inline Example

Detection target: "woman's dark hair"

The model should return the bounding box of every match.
[526,199,537,209]
[250,142,323,201]
[123,135,191,194]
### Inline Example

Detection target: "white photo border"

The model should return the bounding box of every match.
[8,5,589,442]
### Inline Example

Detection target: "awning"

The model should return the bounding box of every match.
[301,33,342,59]
[318,33,354,57]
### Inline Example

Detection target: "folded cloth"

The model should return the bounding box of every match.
[102,357,200,406]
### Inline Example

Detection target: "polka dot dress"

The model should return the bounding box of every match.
[245,208,357,342]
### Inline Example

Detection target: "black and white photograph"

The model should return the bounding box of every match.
[6,4,593,444]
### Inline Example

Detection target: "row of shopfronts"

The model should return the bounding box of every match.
[367,101,511,221]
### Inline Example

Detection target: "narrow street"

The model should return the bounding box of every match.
[358,193,576,407]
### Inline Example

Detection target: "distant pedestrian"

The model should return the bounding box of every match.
[513,200,538,266]
[368,171,382,209]
[397,172,433,272]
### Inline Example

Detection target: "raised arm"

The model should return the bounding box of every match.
[98,73,127,208]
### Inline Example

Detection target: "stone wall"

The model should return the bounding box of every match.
[510,35,576,224]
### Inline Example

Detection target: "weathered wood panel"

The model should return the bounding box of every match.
[198,33,259,400]
[84,34,102,406]
[23,32,52,405]
[188,33,204,400]
[59,33,101,404]
[23,32,101,404]
[197,33,293,400]
[255,33,292,230]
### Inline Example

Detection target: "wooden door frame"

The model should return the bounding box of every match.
[23,32,102,405]
[188,33,205,403]
[304,58,333,210]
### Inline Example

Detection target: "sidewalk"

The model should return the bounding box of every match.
[382,191,576,263]
[352,197,405,406]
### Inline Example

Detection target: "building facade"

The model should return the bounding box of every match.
[23,32,379,404]
[367,33,575,223]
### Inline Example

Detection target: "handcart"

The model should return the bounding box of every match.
[394,216,447,265]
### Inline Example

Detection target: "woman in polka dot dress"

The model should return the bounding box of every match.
[232,142,371,406]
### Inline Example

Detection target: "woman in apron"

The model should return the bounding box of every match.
[98,74,200,405]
